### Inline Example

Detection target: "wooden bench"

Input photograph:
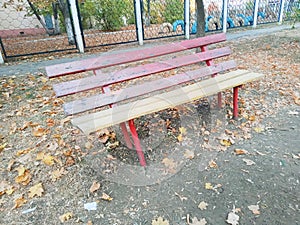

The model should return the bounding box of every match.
[45,33,263,167]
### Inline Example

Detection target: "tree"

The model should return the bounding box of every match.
[195,0,205,37]
[2,0,75,45]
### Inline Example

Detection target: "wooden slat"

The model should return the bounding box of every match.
[45,33,226,78]
[63,60,237,115]
[53,47,231,97]
[72,70,264,134]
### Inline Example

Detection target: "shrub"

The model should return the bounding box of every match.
[288,0,300,28]
[163,0,184,24]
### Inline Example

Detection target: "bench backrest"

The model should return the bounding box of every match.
[46,33,236,116]
[46,33,226,78]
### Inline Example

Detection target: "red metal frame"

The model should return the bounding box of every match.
[128,120,146,167]
[233,86,240,119]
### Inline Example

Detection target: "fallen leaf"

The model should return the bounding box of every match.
[208,160,218,168]
[242,158,256,166]
[59,212,73,222]
[234,149,249,155]
[12,195,27,209]
[5,186,16,195]
[51,168,67,182]
[42,154,56,166]
[85,141,93,150]
[198,201,208,210]
[100,192,113,201]
[162,158,177,173]
[248,205,260,215]
[0,143,7,153]
[89,181,100,193]
[189,216,207,225]
[16,148,32,156]
[184,149,195,159]
[205,183,213,190]
[253,127,263,133]
[87,221,93,225]
[32,127,46,137]
[179,127,187,135]
[15,166,31,186]
[177,133,184,142]
[220,139,232,147]
[152,216,169,225]
[28,183,44,198]
[226,211,239,225]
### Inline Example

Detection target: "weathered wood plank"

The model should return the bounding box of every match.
[53,47,231,97]
[45,33,226,78]
[63,60,237,115]
[72,70,264,134]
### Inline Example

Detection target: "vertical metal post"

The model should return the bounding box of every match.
[184,0,190,39]
[0,51,4,64]
[222,0,228,33]
[135,0,144,45]
[253,0,260,28]
[233,86,239,119]
[278,0,286,24]
[69,0,84,53]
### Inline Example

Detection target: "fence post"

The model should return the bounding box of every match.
[69,0,84,53]
[135,0,144,45]
[0,49,4,64]
[253,0,259,28]
[222,0,228,33]
[278,0,286,24]
[185,0,190,39]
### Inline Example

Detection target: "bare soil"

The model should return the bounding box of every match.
[0,27,299,225]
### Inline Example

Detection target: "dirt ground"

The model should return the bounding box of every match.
[0,26,299,225]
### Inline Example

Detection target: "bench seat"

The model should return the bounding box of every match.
[72,70,263,135]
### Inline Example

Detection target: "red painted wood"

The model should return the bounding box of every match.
[63,60,236,115]
[45,33,226,78]
[54,47,231,97]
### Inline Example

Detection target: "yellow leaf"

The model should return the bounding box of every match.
[42,154,55,166]
[205,183,213,190]
[0,143,7,153]
[15,165,26,176]
[253,127,263,133]
[177,134,184,142]
[5,186,16,195]
[179,127,187,135]
[220,139,232,147]
[13,195,27,209]
[151,216,170,225]
[28,183,44,198]
[16,148,32,156]
[100,192,113,201]
[59,212,73,222]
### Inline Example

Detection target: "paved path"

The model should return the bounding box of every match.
[0,23,299,77]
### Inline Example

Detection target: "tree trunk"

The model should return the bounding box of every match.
[26,0,53,35]
[52,2,61,35]
[57,0,75,45]
[195,0,205,37]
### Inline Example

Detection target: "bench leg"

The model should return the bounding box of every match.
[120,122,133,149]
[218,92,222,108]
[128,120,147,167]
[233,86,240,119]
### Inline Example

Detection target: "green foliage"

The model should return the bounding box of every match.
[94,0,133,31]
[79,0,97,29]
[245,0,254,11]
[162,0,184,24]
[288,0,300,28]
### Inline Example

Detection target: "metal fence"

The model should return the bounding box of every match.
[0,0,298,61]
